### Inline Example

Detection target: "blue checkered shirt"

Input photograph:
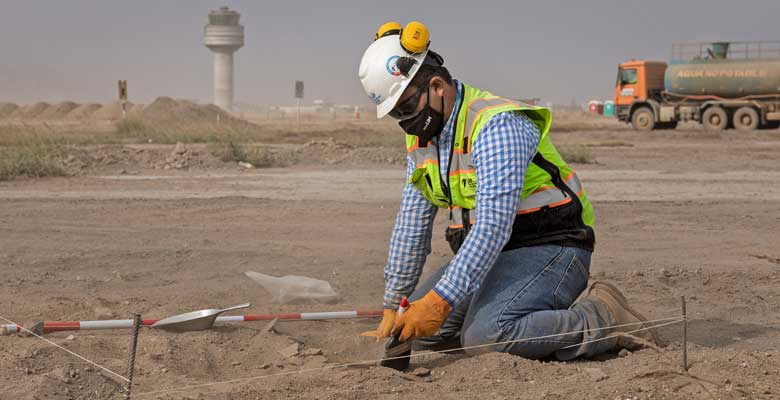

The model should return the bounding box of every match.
[383,80,541,309]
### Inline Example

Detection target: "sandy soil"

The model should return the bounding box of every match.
[1,128,779,399]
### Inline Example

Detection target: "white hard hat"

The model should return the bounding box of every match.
[358,35,429,118]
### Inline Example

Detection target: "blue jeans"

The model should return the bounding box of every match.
[410,245,616,360]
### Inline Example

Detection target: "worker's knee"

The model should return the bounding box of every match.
[460,322,501,356]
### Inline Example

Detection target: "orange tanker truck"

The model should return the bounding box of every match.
[615,41,780,131]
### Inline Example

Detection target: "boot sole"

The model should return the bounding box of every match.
[587,281,660,343]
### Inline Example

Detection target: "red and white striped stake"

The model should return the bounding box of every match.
[1,309,383,335]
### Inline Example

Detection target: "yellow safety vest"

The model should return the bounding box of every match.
[405,83,595,252]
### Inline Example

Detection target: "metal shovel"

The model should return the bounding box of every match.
[151,303,251,333]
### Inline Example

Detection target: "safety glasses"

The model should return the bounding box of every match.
[388,82,429,120]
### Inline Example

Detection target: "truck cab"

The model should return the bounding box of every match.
[614,60,669,130]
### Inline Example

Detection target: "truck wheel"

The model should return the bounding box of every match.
[631,107,655,131]
[702,107,728,131]
[733,107,759,131]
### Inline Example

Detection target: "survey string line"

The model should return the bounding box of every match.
[0,313,130,383]
[134,316,683,398]
[559,319,683,349]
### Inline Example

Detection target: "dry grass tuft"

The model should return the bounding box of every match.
[0,143,67,181]
[558,145,595,164]
[207,142,276,167]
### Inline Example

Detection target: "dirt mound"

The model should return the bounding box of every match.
[127,103,146,118]
[64,103,102,120]
[10,102,51,119]
[37,101,79,120]
[139,97,237,125]
[92,101,134,121]
[0,102,19,118]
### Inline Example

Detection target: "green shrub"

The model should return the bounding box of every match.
[0,144,66,180]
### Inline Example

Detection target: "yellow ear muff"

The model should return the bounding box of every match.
[399,21,430,54]
[375,21,403,41]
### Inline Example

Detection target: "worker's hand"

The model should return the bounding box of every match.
[359,309,397,340]
[391,290,452,342]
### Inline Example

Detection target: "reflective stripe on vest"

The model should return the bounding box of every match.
[447,172,583,227]
[517,172,583,214]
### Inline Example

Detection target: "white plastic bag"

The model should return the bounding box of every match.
[244,271,338,304]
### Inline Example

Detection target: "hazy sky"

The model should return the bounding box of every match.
[1,0,779,107]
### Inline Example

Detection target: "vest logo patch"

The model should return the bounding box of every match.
[461,177,477,189]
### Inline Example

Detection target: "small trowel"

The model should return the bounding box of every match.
[151,303,251,332]
[380,297,412,371]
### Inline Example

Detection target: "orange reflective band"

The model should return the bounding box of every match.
[415,158,439,168]
[448,220,476,229]
[530,172,576,195]
[516,190,584,215]
[449,169,475,176]
[468,102,513,137]
[407,136,421,152]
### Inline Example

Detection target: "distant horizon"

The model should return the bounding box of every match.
[1,0,778,110]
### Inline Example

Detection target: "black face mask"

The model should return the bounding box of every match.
[398,88,445,146]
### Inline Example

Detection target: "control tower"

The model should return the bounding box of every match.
[203,7,244,111]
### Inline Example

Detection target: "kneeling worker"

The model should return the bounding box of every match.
[358,22,658,360]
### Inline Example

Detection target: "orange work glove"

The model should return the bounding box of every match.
[359,309,397,340]
[391,290,452,342]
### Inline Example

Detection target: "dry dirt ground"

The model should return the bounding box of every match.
[1,126,780,399]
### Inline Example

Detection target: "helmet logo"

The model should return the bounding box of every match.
[386,55,401,76]
[369,92,383,104]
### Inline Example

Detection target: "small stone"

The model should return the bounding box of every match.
[287,357,303,366]
[161,368,168,373]
[618,349,632,357]
[259,363,270,369]
[411,367,431,377]
[583,367,609,382]
[278,343,300,358]
[302,355,327,369]
[65,335,75,341]
[174,142,187,155]
[231,361,241,366]
[301,348,323,356]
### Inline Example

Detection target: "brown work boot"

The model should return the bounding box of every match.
[586,281,660,347]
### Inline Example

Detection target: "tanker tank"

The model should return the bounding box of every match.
[665,42,780,98]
